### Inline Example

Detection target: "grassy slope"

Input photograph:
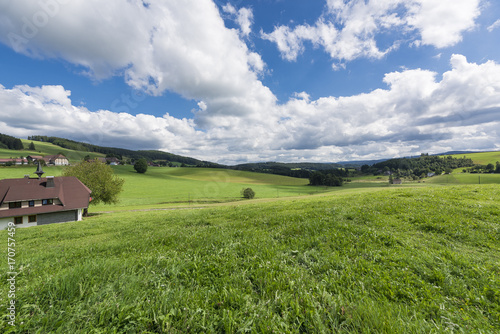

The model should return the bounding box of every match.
[91,166,328,211]
[441,151,500,166]
[0,165,64,179]
[0,140,104,163]
[0,185,499,333]
[0,165,348,211]
[427,173,500,185]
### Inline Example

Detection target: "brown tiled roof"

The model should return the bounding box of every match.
[0,177,91,219]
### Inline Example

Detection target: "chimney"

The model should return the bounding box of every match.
[46,176,55,188]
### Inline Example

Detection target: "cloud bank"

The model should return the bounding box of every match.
[0,0,497,164]
[0,54,498,164]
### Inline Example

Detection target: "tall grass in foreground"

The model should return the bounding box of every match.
[0,185,499,333]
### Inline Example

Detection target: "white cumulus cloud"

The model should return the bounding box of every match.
[223,3,254,37]
[0,0,271,130]
[0,55,499,164]
[263,0,481,65]
[0,1,497,164]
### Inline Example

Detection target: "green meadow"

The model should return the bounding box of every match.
[0,165,334,211]
[441,151,500,166]
[1,160,500,332]
[0,139,104,163]
[1,185,499,333]
[426,173,500,185]
[92,166,331,211]
[0,165,64,179]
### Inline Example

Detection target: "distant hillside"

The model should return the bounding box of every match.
[232,162,343,178]
[436,150,481,156]
[438,151,500,166]
[370,154,476,178]
[334,158,391,167]
[4,132,497,173]
[28,135,224,167]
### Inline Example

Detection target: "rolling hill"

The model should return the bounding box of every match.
[0,139,105,163]
[1,185,498,332]
[0,134,220,166]
[439,151,500,166]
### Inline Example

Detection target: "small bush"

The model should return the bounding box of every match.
[241,188,255,199]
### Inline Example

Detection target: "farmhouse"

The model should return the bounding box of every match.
[26,155,44,163]
[43,154,69,166]
[392,178,402,184]
[0,165,91,229]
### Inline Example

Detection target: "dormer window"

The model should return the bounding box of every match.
[9,202,22,209]
[42,199,53,206]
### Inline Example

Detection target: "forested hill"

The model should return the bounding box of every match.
[232,162,342,177]
[371,154,475,175]
[0,133,24,150]
[27,135,223,167]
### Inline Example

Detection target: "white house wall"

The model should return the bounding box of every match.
[0,216,37,229]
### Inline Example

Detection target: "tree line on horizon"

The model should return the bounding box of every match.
[364,154,476,180]
[2,133,497,182]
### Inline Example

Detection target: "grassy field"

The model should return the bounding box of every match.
[0,165,335,211]
[0,140,104,163]
[1,185,499,333]
[92,166,333,211]
[0,165,64,179]
[426,173,500,185]
[441,151,500,166]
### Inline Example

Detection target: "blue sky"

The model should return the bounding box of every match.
[0,0,499,164]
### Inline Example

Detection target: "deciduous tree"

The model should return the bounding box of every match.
[134,158,148,174]
[62,160,124,205]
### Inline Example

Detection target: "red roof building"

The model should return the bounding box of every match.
[0,173,91,229]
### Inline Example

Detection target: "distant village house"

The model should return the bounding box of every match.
[97,157,120,165]
[0,164,91,229]
[43,154,69,166]
[26,155,44,163]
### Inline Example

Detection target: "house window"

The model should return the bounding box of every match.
[9,202,22,209]
[42,199,53,206]
[14,217,23,225]
[29,200,35,207]
[28,215,37,223]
